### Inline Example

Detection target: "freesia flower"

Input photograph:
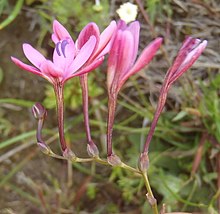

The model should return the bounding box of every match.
[106,20,163,160]
[11,20,116,154]
[107,20,163,95]
[51,20,117,156]
[139,37,207,171]
[11,20,115,85]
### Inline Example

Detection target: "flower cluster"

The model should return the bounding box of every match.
[11,19,207,165]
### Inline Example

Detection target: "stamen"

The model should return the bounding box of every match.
[56,42,61,56]
[61,40,69,58]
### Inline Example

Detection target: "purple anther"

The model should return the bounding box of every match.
[61,40,69,58]
[55,42,61,56]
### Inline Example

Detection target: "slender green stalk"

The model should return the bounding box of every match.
[142,172,159,214]
[0,0,24,30]
[38,145,161,213]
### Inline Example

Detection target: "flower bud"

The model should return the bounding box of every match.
[107,154,122,166]
[63,148,76,161]
[32,103,47,120]
[138,152,149,172]
[87,141,99,157]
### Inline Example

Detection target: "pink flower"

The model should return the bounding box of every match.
[50,20,117,155]
[163,37,207,90]
[51,20,116,77]
[11,20,116,155]
[141,37,207,156]
[106,20,162,159]
[11,20,116,85]
[107,20,163,95]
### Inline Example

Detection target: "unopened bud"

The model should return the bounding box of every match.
[107,154,122,166]
[63,148,76,161]
[87,141,99,157]
[32,103,47,120]
[138,152,149,172]
[37,142,51,155]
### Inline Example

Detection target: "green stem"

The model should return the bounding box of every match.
[121,162,141,174]
[0,0,24,30]
[142,172,159,214]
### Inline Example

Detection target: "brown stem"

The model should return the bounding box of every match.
[80,74,92,144]
[107,93,118,156]
[54,82,67,152]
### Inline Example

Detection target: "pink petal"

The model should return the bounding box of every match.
[93,21,117,58]
[53,39,76,71]
[107,31,122,89]
[117,20,127,30]
[52,20,72,43]
[127,21,140,64]
[169,39,207,85]
[40,60,63,79]
[77,22,100,49]
[78,57,104,74]
[65,57,104,82]
[23,44,46,69]
[119,37,163,87]
[68,36,97,75]
[117,30,135,77]
[167,37,200,78]
[11,56,41,75]
[11,57,53,83]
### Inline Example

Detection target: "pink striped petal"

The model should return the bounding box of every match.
[169,39,207,85]
[167,37,200,77]
[93,21,117,58]
[117,30,135,77]
[119,37,163,88]
[40,60,63,79]
[68,36,97,74]
[11,57,53,83]
[23,44,46,69]
[11,57,41,75]
[77,22,100,49]
[52,20,72,43]
[127,21,140,64]
[66,57,104,82]
[107,31,122,89]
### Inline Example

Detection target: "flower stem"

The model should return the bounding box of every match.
[107,93,118,156]
[142,172,159,214]
[143,91,167,153]
[80,74,92,144]
[54,82,67,152]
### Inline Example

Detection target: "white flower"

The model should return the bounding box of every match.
[116,2,138,23]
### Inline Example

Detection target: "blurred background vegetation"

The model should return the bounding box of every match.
[0,0,220,213]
